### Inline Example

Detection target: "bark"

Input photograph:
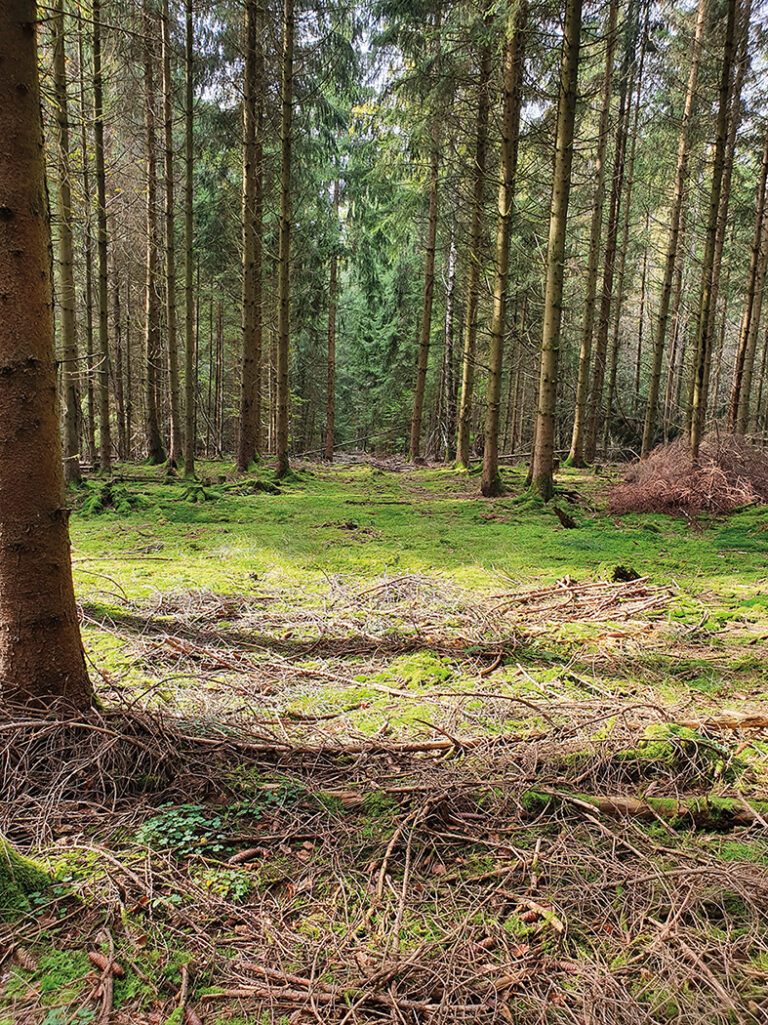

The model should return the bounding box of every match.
[689,0,737,459]
[238,0,265,471]
[125,275,132,457]
[93,0,112,472]
[143,1,166,465]
[183,0,196,476]
[456,29,492,468]
[325,179,340,462]
[530,0,582,500]
[52,0,81,484]
[0,0,92,709]
[440,230,458,460]
[730,125,768,431]
[568,0,618,467]
[604,5,645,453]
[275,0,294,478]
[640,0,706,455]
[113,266,126,459]
[77,17,96,466]
[481,0,527,497]
[583,0,638,463]
[162,0,182,467]
[410,117,440,462]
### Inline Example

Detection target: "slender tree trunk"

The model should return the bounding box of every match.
[530,0,582,500]
[77,17,96,467]
[92,0,111,472]
[143,2,166,464]
[456,28,492,468]
[583,0,639,463]
[481,0,527,496]
[183,0,196,475]
[730,123,768,430]
[410,122,440,462]
[662,219,686,436]
[113,266,126,459]
[690,0,737,458]
[441,231,457,460]
[125,276,132,457]
[325,179,340,461]
[635,202,650,413]
[162,0,182,467]
[53,0,81,484]
[215,300,223,453]
[0,0,92,709]
[641,0,706,454]
[238,0,264,471]
[275,0,293,478]
[568,0,618,466]
[604,6,646,454]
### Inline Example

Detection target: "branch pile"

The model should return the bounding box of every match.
[610,431,768,515]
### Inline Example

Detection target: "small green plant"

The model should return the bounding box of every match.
[135,804,227,857]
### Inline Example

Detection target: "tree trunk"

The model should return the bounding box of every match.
[113,266,126,459]
[640,0,706,455]
[238,0,264,472]
[52,0,81,485]
[481,0,527,497]
[530,0,582,500]
[456,27,492,468]
[162,0,182,467]
[409,125,440,461]
[92,0,112,472]
[183,0,196,476]
[689,0,737,459]
[441,230,457,461]
[729,124,768,431]
[0,0,92,709]
[583,0,638,463]
[143,1,166,465]
[275,0,293,478]
[325,179,340,461]
[568,0,617,467]
[77,16,96,467]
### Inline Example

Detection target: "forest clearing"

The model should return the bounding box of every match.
[3,460,768,1023]
[5,0,768,1021]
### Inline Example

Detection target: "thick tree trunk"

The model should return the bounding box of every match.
[640,0,706,455]
[481,0,527,497]
[275,0,294,478]
[568,0,617,467]
[238,0,264,472]
[456,31,492,468]
[93,0,112,472]
[0,0,92,709]
[183,0,196,476]
[689,0,737,459]
[530,0,582,500]
[325,179,339,462]
[162,0,182,467]
[52,0,81,485]
[143,2,166,465]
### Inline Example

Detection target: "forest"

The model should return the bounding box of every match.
[3,0,768,1022]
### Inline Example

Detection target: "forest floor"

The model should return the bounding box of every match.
[3,458,768,1024]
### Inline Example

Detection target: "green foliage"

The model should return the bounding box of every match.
[135,804,227,857]
[181,481,222,503]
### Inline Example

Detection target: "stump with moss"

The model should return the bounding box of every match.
[0,835,49,921]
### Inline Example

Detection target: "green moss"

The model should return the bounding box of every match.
[0,838,50,922]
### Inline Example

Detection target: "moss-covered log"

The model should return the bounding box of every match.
[0,835,49,922]
[523,789,768,831]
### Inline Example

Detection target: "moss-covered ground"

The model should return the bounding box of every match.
[3,459,768,1024]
